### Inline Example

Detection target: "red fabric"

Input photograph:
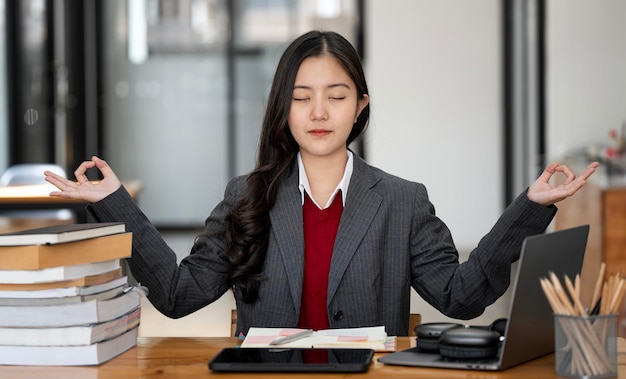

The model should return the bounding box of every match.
[298,192,343,331]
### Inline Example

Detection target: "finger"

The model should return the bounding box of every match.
[577,161,600,181]
[92,156,116,179]
[93,156,109,172]
[558,174,592,202]
[561,162,599,190]
[48,188,87,200]
[45,174,75,195]
[45,177,79,195]
[44,171,75,187]
[557,165,576,186]
[48,189,77,199]
[538,162,559,182]
[74,160,96,184]
[43,170,64,182]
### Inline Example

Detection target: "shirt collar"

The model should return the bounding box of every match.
[297,150,353,209]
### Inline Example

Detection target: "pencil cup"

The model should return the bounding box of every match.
[554,313,618,379]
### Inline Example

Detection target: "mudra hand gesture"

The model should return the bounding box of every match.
[44,156,121,203]
[527,161,600,206]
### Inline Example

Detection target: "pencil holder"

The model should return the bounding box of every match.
[554,313,618,379]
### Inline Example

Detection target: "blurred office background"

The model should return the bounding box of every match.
[0,0,624,336]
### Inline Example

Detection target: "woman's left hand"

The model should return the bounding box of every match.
[527,161,600,206]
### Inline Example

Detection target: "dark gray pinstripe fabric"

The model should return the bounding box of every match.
[87,155,555,336]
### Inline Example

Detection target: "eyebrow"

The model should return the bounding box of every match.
[293,83,352,90]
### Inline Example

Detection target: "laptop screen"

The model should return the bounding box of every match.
[499,224,589,369]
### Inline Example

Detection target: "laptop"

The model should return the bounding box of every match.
[378,224,590,371]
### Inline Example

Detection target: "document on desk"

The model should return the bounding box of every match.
[241,326,396,352]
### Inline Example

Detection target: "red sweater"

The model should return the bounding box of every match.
[298,192,343,331]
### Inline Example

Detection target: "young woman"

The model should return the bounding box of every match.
[44,30,599,337]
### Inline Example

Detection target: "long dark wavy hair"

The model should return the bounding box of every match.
[223,30,370,303]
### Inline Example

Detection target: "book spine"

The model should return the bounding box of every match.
[0,288,141,327]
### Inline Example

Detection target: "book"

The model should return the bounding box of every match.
[0,286,142,327]
[0,275,128,298]
[0,283,127,306]
[0,259,121,285]
[0,307,140,346]
[0,231,131,270]
[0,267,122,290]
[241,326,397,352]
[0,222,126,246]
[0,326,139,366]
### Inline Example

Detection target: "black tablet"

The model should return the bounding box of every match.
[208,347,374,373]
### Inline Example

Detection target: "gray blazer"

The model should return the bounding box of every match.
[87,155,555,336]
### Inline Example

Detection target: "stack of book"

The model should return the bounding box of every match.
[0,222,142,366]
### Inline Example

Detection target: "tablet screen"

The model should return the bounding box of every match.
[208,347,374,373]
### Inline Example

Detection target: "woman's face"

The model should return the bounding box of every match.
[288,54,369,162]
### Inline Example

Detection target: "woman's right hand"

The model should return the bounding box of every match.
[44,156,122,203]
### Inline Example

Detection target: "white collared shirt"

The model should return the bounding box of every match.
[297,150,353,209]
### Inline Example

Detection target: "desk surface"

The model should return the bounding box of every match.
[0,181,142,204]
[2,336,624,379]
[0,181,142,226]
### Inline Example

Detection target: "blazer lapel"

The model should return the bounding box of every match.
[269,163,305,314]
[327,156,383,303]
[268,156,383,313]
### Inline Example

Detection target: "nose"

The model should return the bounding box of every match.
[310,98,328,121]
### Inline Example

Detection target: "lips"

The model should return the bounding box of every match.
[309,129,331,136]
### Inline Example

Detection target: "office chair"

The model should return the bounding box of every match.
[0,163,75,221]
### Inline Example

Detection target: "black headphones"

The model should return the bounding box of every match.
[414,318,507,360]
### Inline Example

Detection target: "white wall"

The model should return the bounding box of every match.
[365,0,509,325]
[546,0,626,161]
[365,0,503,248]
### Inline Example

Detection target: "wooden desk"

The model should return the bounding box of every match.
[0,181,142,225]
[1,337,625,378]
